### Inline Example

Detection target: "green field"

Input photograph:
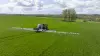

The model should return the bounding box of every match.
[0,15,100,56]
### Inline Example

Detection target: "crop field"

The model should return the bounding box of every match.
[0,15,100,56]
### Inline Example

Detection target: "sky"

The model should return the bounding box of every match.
[0,0,100,14]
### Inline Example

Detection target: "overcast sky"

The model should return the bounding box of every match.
[0,0,100,14]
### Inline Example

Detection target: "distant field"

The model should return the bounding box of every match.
[0,15,100,56]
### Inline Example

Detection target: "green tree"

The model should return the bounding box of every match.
[62,9,68,21]
[62,8,77,22]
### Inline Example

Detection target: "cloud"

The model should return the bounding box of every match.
[54,0,100,14]
[0,0,100,14]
